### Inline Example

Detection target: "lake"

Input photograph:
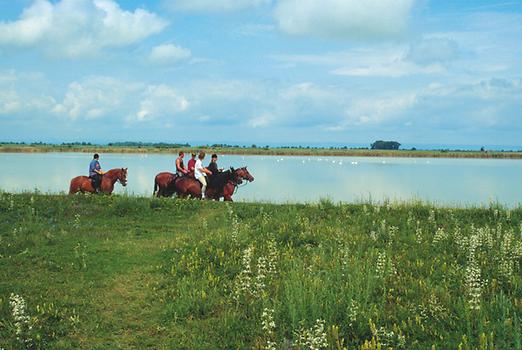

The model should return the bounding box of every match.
[1,152,521,207]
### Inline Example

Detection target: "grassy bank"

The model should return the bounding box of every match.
[1,193,521,349]
[1,143,522,159]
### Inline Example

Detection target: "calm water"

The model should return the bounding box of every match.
[1,152,521,207]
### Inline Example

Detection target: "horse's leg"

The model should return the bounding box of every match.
[223,187,233,201]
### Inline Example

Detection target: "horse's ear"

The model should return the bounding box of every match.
[230,166,234,171]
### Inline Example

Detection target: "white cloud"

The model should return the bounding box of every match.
[149,44,191,64]
[344,94,417,125]
[274,0,415,39]
[273,47,446,77]
[134,85,189,122]
[0,0,168,57]
[248,114,273,128]
[52,76,137,120]
[165,0,271,12]
[332,61,443,77]
[52,77,190,123]
[0,70,55,116]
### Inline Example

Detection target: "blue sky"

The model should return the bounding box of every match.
[0,0,521,148]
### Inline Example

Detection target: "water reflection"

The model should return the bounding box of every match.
[0,152,521,207]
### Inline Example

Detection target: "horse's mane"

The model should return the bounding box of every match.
[104,168,124,178]
[105,168,120,176]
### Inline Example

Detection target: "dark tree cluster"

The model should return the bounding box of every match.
[371,140,401,150]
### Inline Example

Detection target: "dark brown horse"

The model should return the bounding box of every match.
[175,167,254,201]
[69,168,128,195]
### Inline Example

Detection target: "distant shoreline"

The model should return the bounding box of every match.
[1,144,522,159]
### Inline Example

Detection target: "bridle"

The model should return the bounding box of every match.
[229,169,252,194]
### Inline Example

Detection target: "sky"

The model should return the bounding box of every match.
[0,0,521,148]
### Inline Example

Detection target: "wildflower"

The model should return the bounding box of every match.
[465,236,486,311]
[415,226,423,244]
[388,225,398,243]
[266,240,278,276]
[73,213,81,229]
[376,252,387,277]
[294,319,328,350]
[233,247,253,300]
[261,308,276,350]
[231,215,240,243]
[498,230,516,279]
[432,227,447,244]
[255,256,268,296]
[465,257,484,310]
[428,209,436,224]
[419,294,446,322]
[9,293,33,346]
[347,299,359,327]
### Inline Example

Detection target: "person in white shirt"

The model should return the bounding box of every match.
[194,151,213,198]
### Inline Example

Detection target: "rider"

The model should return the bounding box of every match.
[194,151,213,199]
[89,153,105,193]
[207,154,222,176]
[187,152,197,174]
[175,151,189,177]
[207,153,222,187]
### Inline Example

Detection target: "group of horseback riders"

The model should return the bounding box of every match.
[175,151,222,198]
[69,152,254,201]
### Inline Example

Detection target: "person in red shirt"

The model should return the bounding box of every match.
[187,152,197,175]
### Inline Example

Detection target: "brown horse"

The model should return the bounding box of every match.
[153,172,178,197]
[69,168,128,195]
[175,167,254,201]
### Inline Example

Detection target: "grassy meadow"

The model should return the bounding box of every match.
[0,193,521,349]
[1,143,522,159]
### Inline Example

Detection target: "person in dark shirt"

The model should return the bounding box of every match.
[207,154,221,175]
[89,153,105,193]
[175,151,189,177]
[207,154,222,188]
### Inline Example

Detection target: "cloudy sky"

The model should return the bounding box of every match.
[0,0,521,148]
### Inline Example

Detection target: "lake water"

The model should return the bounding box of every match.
[0,152,521,207]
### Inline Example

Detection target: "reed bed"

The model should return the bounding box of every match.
[1,144,521,159]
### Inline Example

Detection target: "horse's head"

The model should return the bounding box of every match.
[235,166,254,182]
[118,168,128,186]
[229,167,243,185]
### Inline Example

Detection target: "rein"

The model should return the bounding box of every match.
[229,175,249,195]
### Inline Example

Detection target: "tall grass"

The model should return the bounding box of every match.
[0,193,520,349]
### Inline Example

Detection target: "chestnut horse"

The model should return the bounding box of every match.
[153,172,178,197]
[69,168,128,195]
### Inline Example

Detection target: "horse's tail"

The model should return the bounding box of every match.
[153,177,159,196]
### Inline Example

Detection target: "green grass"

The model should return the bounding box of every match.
[0,193,521,349]
[1,143,522,159]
